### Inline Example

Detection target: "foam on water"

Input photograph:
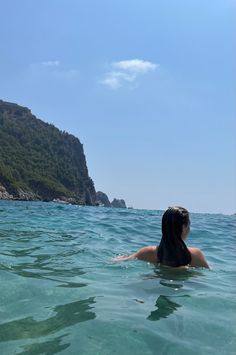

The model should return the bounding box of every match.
[0,201,235,354]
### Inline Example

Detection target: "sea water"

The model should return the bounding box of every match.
[0,201,235,355]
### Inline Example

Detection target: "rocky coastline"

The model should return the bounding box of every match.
[0,99,127,208]
[0,184,127,208]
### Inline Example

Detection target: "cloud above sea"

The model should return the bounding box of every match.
[101,59,159,89]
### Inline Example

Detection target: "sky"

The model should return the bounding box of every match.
[0,0,235,214]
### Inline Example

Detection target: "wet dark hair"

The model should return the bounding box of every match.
[157,207,191,267]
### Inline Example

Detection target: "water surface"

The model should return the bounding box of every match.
[0,201,235,354]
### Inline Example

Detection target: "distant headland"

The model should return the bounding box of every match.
[0,99,126,208]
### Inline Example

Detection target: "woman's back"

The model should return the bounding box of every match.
[118,245,209,268]
[113,207,209,268]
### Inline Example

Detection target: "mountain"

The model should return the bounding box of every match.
[0,99,96,204]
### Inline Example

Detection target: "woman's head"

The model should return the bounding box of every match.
[162,206,190,241]
[158,206,191,267]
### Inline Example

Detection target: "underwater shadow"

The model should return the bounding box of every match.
[147,295,182,321]
[17,334,70,355]
[0,297,96,342]
[146,266,203,322]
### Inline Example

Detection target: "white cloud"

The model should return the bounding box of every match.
[101,71,135,90]
[41,60,60,67]
[101,59,159,89]
[113,59,158,74]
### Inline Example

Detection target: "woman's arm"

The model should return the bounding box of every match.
[113,246,158,263]
[112,253,136,261]
[189,247,210,268]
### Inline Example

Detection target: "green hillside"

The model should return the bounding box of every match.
[0,99,96,204]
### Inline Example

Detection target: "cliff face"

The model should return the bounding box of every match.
[111,198,127,208]
[95,191,127,209]
[96,191,111,207]
[0,99,96,204]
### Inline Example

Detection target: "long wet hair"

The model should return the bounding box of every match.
[157,207,191,267]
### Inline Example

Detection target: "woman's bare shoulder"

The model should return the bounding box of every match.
[113,245,158,263]
[135,245,157,263]
[188,247,210,268]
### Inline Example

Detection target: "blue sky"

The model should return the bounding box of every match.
[0,0,235,214]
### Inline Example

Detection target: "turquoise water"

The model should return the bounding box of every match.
[0,201,235,355]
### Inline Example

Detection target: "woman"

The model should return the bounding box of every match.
[114,206,209,268]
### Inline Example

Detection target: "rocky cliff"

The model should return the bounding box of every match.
[96,191,127,208]
[95,191,111,207]
[111,198,127,208]
[0,99,96,204]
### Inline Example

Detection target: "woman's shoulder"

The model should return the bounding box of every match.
[188,247,209,268]
[135,245,158,263]
[112,245,157,262]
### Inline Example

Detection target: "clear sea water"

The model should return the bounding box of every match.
[0,201,235,355]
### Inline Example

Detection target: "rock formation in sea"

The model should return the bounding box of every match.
[0,99,96,205]
[111,198,127,209]
[95,191,127,208]
[95,191,111,207]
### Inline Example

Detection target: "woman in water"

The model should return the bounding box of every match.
[114,206,209,268]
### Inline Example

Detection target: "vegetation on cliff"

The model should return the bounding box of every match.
[0,99,96,204]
